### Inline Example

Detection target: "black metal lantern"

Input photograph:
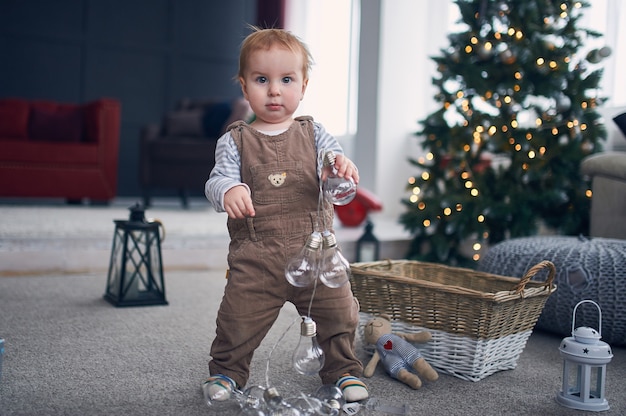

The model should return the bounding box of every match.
[104,203,168,307]
[356,220,380,262]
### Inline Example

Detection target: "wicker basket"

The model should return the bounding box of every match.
[350,259,556,381]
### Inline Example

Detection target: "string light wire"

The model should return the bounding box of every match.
[263,147,331,388]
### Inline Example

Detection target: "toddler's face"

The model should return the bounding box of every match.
[240,46,308,130]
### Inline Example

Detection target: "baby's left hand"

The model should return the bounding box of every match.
[327,154,360,184]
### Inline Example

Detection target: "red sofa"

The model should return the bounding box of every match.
[0,98,121,202]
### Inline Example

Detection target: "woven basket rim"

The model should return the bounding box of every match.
[350,259,556,302]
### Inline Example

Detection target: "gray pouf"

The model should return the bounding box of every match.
[478,236,626,346]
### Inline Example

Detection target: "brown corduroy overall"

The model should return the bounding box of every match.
[208,117,363,388]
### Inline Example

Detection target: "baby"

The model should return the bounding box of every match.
[203,27,368,404]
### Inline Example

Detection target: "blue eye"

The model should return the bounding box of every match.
[256,76,267,84]
[282,76,292,84]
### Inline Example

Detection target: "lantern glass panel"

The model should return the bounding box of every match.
[590,366,604,399]
[106,228,125,298]
[564,363,582,397]
[356,220,380,262]
[563,362,606,401]
[357,241,378,262]
[123,229,162,293]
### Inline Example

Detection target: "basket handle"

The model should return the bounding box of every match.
[513,260,556,294]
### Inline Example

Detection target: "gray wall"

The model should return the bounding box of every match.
[0,0,257,196]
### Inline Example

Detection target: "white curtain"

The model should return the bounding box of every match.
[581,0,626,106]
[284,0,359,138]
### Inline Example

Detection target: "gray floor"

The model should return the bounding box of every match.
[1,198,624,415]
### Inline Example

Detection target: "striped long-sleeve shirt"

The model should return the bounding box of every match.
[204,119,343,212]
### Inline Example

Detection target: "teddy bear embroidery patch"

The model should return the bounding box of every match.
[268,172,287,187]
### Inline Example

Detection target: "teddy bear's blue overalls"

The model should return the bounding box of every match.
[375,333,424,378]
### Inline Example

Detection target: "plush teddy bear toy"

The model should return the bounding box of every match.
[362,315,439,389]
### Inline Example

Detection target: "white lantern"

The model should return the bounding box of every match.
[556,300,613,412]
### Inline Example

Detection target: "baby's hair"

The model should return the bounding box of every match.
[238,26,314,80]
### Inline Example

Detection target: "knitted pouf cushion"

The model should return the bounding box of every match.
[478,236,626,346]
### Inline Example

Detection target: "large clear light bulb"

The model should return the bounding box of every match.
[285,232,322,287]
[202,377,233,406]
[319,231,350,288]
[264,387,302,416]
[292,317,325,376]
[314,385,346,416]
[284,395,324,416]
[234,386,268,416]
[322,151,357,206]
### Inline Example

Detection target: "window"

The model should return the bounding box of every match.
[285,0,360,137]
[580,0,626,106]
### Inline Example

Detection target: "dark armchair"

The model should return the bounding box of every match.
[139,97,251,207]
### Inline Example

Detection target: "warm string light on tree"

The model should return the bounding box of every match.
[400,0,610,266]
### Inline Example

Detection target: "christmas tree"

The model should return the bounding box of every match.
[400,0,610,266]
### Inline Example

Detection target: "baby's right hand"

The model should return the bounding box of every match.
[224,185,256,219]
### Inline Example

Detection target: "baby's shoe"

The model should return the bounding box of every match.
[202,374,236,404]
[336,373,369,402]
